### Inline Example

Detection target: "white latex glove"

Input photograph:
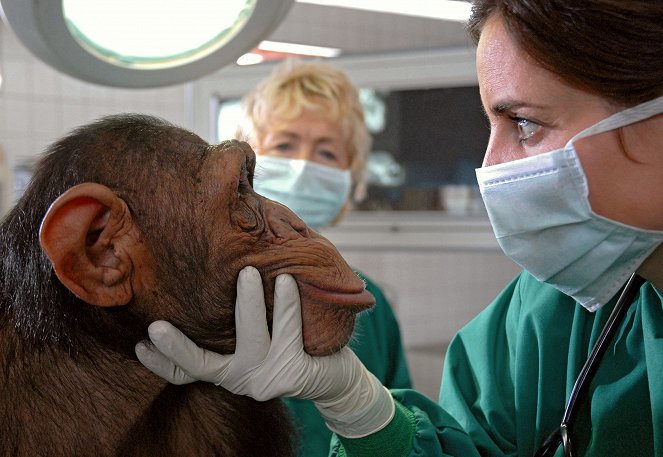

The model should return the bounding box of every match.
[135,266,395,438]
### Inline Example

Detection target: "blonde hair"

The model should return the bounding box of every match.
[238,58,371,201]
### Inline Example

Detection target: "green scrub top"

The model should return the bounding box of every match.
[284,270,412,457]
[331,271,663,457]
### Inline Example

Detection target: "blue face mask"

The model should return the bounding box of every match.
[253,155,352,230]
[476,96,663,311]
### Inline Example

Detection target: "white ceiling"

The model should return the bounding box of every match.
[266,2,476,57]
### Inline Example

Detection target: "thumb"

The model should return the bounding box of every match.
[146,320,234,384]
[135,340,197,385]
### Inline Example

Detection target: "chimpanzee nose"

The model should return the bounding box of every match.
[264,200,311,241]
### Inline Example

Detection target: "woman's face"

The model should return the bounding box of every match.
[258,108,350,170]
[477,14,663,230]
[476,14,620,167]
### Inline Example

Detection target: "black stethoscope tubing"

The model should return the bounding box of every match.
[534,272,646,457]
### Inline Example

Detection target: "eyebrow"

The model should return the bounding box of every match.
[273,130,298,139]
[490,100,547,116]
[492,101,526,115]
[273,130,340,145]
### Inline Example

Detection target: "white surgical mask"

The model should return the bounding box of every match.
[476,95,663,311]
[253,155,351,229]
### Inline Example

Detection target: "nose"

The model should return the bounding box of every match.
[294,148,314,162]
[263,199,311,242]
[482,131,521,167]
[482,143,497,167]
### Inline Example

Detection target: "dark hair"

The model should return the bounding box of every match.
[0,114,210,351]
[467,0,663,105]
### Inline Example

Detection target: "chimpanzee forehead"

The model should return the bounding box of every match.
[206,141,256,177]
[195,140,254,208]
[210,139,256,157]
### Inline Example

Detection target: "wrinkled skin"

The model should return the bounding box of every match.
[0,114,373,456]
[193,140,374,356]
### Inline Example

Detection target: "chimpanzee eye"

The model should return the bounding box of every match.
[247,168,254,188]
[237,163,253,195]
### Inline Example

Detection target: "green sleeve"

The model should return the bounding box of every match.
[330,390,485,457]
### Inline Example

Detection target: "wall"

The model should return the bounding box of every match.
[0,22,192,214]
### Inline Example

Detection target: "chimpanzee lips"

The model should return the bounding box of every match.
[296,281,375,312]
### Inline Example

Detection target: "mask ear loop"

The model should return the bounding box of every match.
[568,95,663,148]
[534,272,646,457]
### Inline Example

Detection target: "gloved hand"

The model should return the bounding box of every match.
[135,266,395,438]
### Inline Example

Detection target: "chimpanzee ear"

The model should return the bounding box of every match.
[39,182,136,307]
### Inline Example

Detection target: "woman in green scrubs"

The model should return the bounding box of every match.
[137,0,663,455]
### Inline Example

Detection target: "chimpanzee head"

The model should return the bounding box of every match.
[1,114,373,358]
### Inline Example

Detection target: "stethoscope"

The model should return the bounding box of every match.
[534,272,646,457]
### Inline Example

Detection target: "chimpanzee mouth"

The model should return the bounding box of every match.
[296,281,375,312]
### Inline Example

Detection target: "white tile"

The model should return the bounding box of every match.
[3,98,31,134]
[1,25,29,59]
[31,62,63,99]
[31,100,62,136]
[2,59,32,96]
[61,74,89,101]
[2,137,33,163]
[88,84,114,102]
[61,103,92,132]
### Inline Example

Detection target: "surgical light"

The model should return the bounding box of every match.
[0,0,293,87]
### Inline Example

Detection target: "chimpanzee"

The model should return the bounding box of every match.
[0,114,374,456]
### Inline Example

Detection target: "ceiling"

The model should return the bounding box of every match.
[265,2,476,57]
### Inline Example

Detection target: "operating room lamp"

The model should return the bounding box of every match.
[0,0,293,88]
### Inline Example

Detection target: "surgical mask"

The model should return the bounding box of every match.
[476,95,663,311]
[253,155,351,229]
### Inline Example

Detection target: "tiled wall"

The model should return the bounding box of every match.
[0,22,192,213]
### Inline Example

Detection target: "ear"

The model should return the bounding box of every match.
[39,182,137,307]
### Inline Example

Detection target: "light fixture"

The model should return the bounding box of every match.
[296,0,472,22]
[236,40,341,66]
[258,40,341,58]
[0,0,293,88]
[236,53,266,66]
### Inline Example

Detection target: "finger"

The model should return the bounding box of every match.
[270,274,304,352]
[135,341,196,385]
[147,320,232,383]
[234,266,271,362]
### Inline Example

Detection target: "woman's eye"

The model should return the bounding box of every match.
[275,143,291,152]
[317,149,338,162]
[515,118,539,142]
